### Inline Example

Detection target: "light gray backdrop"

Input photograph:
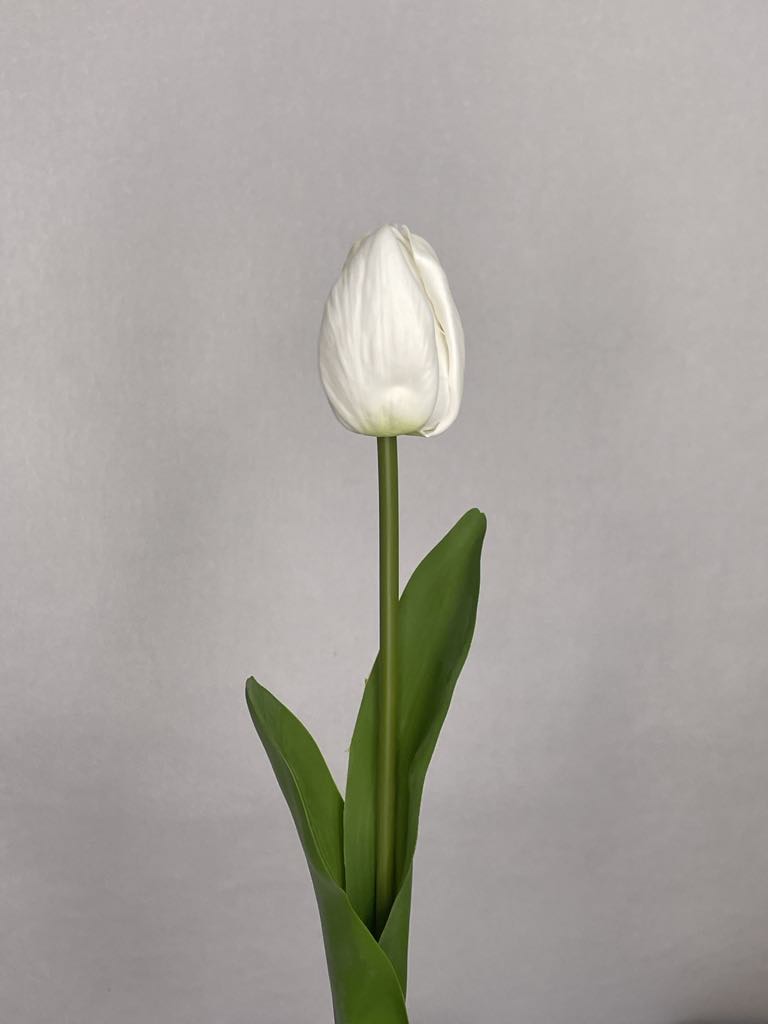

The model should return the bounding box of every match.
[2,3,768,1023]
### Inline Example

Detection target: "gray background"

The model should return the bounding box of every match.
[2,2,768,1022]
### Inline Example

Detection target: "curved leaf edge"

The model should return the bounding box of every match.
[344,507,487,984]
[246,678,410,1023]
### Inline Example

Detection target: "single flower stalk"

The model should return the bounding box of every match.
[318,224,465,437]
[246,224,483,1024]
[320,224,465,932]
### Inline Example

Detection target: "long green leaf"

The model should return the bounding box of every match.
[343,508,487,990]
[246,679,409,1024]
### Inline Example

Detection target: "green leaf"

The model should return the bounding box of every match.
[246,679,409,1024]
[246,681,345,887]
[343,508,487,990]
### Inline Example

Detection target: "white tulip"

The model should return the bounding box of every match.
[318,225,464,437]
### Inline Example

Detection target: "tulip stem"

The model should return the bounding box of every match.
[375,436,399,935]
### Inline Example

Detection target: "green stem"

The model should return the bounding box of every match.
[375,436,399,935]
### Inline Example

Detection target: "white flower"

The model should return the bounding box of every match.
[318,225,464,437]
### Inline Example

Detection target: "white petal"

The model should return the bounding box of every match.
[318,226,440,436]
[399,227,465,437]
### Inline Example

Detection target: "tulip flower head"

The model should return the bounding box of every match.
[318,225,464,437]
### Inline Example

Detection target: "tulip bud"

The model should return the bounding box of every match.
[318,225,464,437]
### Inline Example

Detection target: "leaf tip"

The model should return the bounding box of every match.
[245,676,267,713]
[461,507,488,544]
